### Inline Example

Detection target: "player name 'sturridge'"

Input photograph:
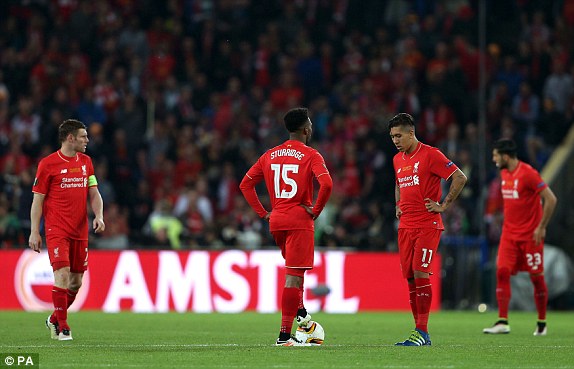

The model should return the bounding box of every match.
[270,148,305,160]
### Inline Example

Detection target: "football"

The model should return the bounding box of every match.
[295,320,325,345]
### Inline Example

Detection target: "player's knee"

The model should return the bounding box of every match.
[529,273,546,288]
[285,271,304,288]
[68,280,82,291]
[53,266,71,288]
[496,268,511,282]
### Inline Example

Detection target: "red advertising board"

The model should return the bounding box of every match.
[0,250,441,312]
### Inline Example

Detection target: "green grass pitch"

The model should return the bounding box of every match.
[0,311,573,368]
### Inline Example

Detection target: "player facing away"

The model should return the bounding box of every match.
[239,107,333,346]
[483,139,557,336]
[29,119,105,341]
[389,113,467,346]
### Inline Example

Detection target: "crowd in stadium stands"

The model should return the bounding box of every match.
[0,0,573,250]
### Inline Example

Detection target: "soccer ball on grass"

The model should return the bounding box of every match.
[295,320,325,345]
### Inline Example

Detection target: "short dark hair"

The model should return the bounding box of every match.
[388,113,415,131]
[284,107,309,132]
[58,119,87,143]
[493,138,517,157]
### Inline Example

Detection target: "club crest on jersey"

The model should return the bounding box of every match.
[501,179,520,199]
[82,165,87,176]
[414,162,419,173]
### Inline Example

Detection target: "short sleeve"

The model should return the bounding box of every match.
[311,151,330,178]
[526,168,547,195]
[32,160,49,195]
[428,149,459,180]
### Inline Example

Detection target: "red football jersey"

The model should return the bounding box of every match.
[500,161,547,240]
[32,150,97,240]
[393,142,459,229]
[241,140,330,231]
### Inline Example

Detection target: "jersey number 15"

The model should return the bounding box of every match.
[271,164,299,198]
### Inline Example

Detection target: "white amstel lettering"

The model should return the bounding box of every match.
[60,177,87,188]
[270,149,305,160]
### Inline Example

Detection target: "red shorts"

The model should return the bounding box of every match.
[46,235,89,273]
[497,234,544,274]
[397,228,442,279]
[271,229,314,272]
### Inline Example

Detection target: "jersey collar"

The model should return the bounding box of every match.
[508,161,522,175]
[57,150,79,162]
[401,142,422,160]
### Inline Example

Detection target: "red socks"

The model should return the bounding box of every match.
[67,289,78,308]
[408,283,418,323]
[52,286,70,330]
[50,288,78,326]
[530,274,548,321]
[280,287,299,334]
[414,278,432,333]
[496,268,511,320]
[496,270,547,322]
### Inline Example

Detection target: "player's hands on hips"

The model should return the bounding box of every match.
[395,205,402,219]
[424,198,444,213]
[300,204,317,220]
[28,232,42,253]
[263,212,271,222]
[533,226,546,244]
[93,217,106,233]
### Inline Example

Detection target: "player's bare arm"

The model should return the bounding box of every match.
[395,185,402,219]
[425,169,467,213]
[29,193,45,252]
[533,186,557,244]
[89,187,106,233]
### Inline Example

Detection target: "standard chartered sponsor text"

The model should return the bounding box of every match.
[61,177,86,188]
[398,175,419,188]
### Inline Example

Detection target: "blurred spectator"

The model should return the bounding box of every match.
[93,203,129,250]
[76,89,107,128]
[11,96,41,144]
[522,11,551,44]
[0,70,10,108]
[543,59,574,116]
[113,92,146,152]
[419,93,457,146]
[0,139,31,177]
[146,199,183,249]
[528,97,570,169]
[0,194,19,247]
[118,16,149,60]
[512,81,540,163]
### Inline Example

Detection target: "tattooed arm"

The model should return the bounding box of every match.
[425,169,467,213]
[395,185,402,219]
